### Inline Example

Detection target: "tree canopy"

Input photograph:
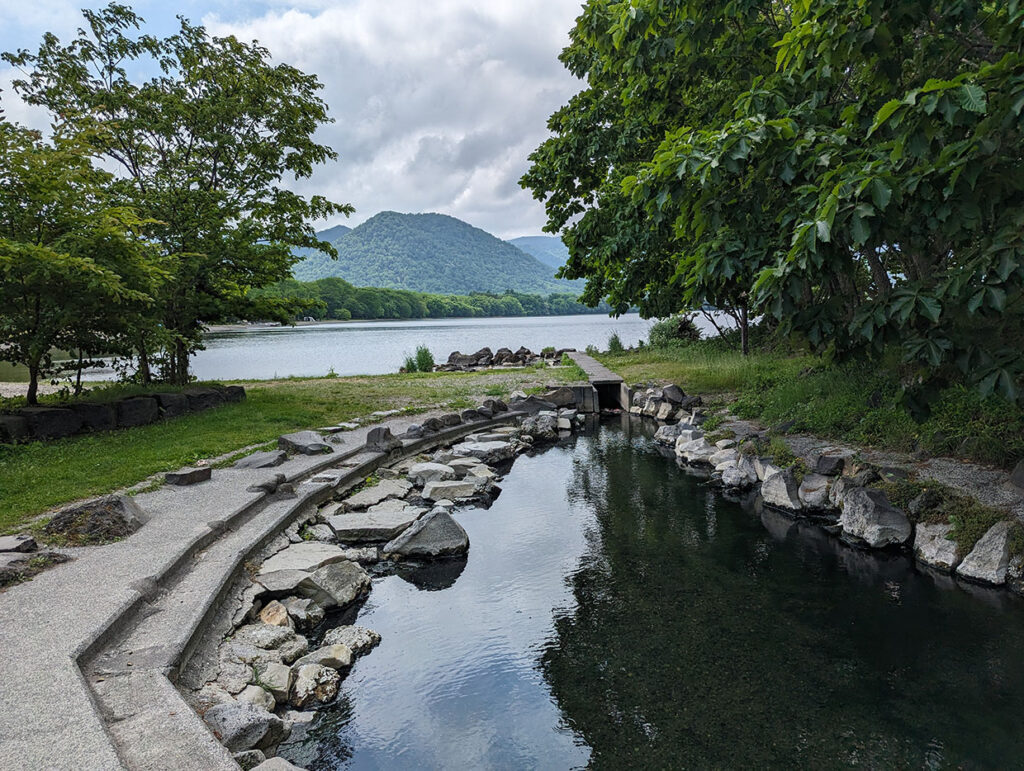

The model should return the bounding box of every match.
[524,0,1024,401]
[4,3,351,383]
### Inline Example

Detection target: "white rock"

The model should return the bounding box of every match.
[839,488,911,548]
[407,462,455,485]
[957,520,1012,585]
[761,468,802,510]
[708,448,738,467]
[914,522,961,572]
[715,439,736,449]
[798,473,832,509]
[557,417,572,430]
[655,402,674,420]
[322,625,381,656]
[254,661,293,703]
[291,644,352,671]
[237,684,276,712]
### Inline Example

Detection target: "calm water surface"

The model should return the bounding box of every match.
[281,419,1024,769]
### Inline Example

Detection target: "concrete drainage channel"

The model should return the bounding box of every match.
[76,410,533,770]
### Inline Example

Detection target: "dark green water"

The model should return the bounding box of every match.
[283,418,1024,769]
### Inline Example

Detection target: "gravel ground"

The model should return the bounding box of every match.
[0,382,64,399]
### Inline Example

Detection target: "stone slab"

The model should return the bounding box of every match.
[258,543,350,575]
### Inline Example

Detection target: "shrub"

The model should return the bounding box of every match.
[401,354,417,373]
[607,332,625,354]
[414,345,435,372]
[648,314,702,348]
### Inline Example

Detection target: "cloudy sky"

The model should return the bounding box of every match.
[0,0,584,239]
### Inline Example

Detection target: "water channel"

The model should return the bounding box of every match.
[281,417,1024,769]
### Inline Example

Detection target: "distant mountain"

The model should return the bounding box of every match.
[291,211,582,295]
[508,235,570,270]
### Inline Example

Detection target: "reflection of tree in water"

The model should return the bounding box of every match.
[541,422,1024,768]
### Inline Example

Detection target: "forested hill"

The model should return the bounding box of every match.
[291,211,582,294]
[507,235,569,269]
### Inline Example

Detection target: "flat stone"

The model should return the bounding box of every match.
[384,507,470,558]
[234,450,287,469]
[165,466,212,486]
[541,387,576,407]
[300,561,372,609]
[256,569,315,597]
[258,542,350,574]
[322,625,381,657]
[839,488,911,548]
[328,503,425,542]
[0,535,37,553]
[408,462,455,485]
[452,440,515,464]
[232,623,296,650]
[957,520,1013,585]
[289,664,340,709]
[340,479,413,510]
[421,479,480,501]
[914,522,961,572]
[278,431,332,455]
[292,644,352,671]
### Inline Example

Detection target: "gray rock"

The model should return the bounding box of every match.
[721,457,758,488]
[292,644,352,671]
[384,507,469,558]
[115,397,158,428]
[366,426,403,453]
[461,408,484,422]
[306,524,336,542]
[69,402,117,431]
[839,488,911,548]
[338,546,380,563]
[403,424,424,439]
[234,450,288,469]
[798,473,832,509]
[290,664,340,709]
[20,406,83,439]
[257,569,316,597]
[154,392,188,418]
[541,387,576,407]
[453,440,516,464]
[254,661,293,703]
[408,462,455,485]
[202,701,291,753]
[252,758,307,771]
[282,597,325,629]
[278,431,332,455]
[43,495,148,545]
[237,684,276,712]
[441,412,463,426]
[165,466,212,486]
[914,522,961,572]
[0,535,37,553]
[675,437,716,464]
[328,502,425,542]
[233,750,267,771]
[322,625,381,657]
[508,395,559,415]
[183,387,225,411]
[277,637,309,665]
[232,623,296,650]
[815,454,847,476]
[662,384,685,404]
[340,479,413,511]
[957,520,1013,585]
[259,542,350,574]
[761,468,803,511]
[421,479,480,501]
[1011,460,1024,490]
[303,561,371,609]
[0,414,30,443]
[709,448,738,467]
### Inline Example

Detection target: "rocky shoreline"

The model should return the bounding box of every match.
[187,392,588,769]
[627,384,1024,593]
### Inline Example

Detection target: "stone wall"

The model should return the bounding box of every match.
[0,385,246,444]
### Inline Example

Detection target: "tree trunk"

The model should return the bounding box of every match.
[26,361,39,406]
[137,339,151,385]
[740,303,749,356]
[173,338,190,385]
[74,349,84,396]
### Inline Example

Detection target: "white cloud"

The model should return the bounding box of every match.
[204,1,584,238]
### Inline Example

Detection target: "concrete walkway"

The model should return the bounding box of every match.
[0,411,517,770]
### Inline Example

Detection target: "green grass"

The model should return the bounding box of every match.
[0,367,575,532]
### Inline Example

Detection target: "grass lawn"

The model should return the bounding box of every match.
[0,366,577,532]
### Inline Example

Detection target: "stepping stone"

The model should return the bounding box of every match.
[165,467,212,486]
[422,479,480,501]
[340,479,412,510]
[258,542,350,575]
[328,504,426,542]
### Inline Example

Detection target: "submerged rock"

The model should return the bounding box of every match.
[839,488,911,548]
[384,507,470,558]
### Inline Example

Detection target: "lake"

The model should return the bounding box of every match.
[281,417,1024,769]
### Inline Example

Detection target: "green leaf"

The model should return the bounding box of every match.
[869,179,891,210]
[868,99,902,137]
[918,295,941,323]
[815,219,831,243]
[851,214,870,245]
[958,84,987,114]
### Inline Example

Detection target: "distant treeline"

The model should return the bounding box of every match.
[254,278,613,320]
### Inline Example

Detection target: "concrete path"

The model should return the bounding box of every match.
[0,411,518,770]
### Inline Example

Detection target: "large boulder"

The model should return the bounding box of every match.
[183,387,224,411]
[0,415,30,444]
[69,402,117,432]
[278,431,332,455]
[675,437,716,464]
[761,468,803,511]
[384,507,470,558]
[797,473,832,509]
[914,522,961,572]
[289,664,340,709]
[662,384,685,404]
[116,397,159,428]
[322,625,381,657]
[20,407,83,439]
[508,395,559,415]
[957,520,1013,585]
[202,702,291,753]
[839,488,911,548]
[154,392,188,418]
[232,623,297,650]
[541,388,576,408]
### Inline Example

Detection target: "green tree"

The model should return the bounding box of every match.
[5,3,352,384]
[525,1,1024,396]
[0,122,160,403]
